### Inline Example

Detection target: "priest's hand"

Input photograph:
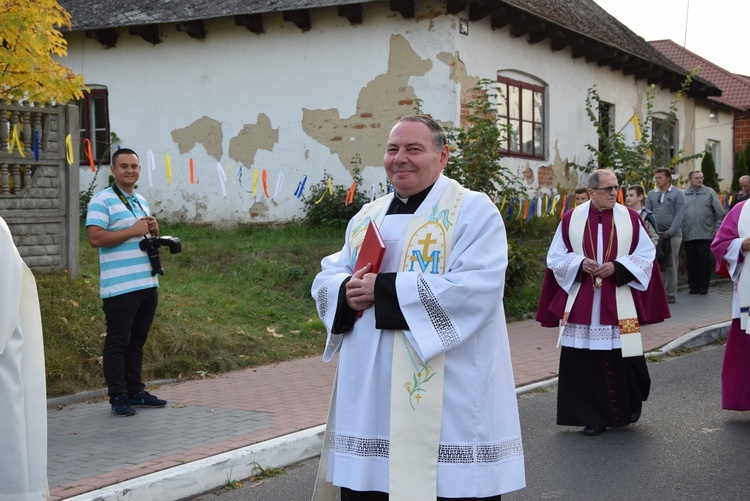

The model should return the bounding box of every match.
[742,237,750,253]
[592,261,615,278]
[346,264,376,312]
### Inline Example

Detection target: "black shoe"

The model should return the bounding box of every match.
[129,390,167,408]
[584,426,605,436]
[630,410,641,423]
[111,394,136,416]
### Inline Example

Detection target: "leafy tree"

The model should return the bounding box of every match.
[444,79,525,201]
[701,149,720,191]
[732,149,748,193]
[0,0,85,103]
[570,71,701,188]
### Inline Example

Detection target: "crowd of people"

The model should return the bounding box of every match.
[3,115,748,500]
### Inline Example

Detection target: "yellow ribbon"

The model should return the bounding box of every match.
[252,167,259,196]
[315,177,334,204]
[8,125,26,158]
[165,154,173,185]
[65,134,73,164]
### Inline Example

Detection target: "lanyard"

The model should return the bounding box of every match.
[111,184,144,219]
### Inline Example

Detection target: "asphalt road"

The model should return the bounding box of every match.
[188,344,750,501]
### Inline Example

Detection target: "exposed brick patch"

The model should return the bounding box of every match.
[524,166,534,184]
[537,165,555,188]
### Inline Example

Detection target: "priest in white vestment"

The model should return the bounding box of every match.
[1,217,48,500]
[536,169,669,437]
[312,116,525,500]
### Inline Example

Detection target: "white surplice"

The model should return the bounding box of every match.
[1,217,48,501]
[312,175,525,498]
[546,204,654,351]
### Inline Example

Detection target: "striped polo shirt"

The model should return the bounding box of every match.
[86,187,159,298]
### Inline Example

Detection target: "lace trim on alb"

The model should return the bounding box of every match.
[329,432,524,464]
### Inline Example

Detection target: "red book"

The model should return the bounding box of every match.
[354,221,385,318]
[354,220,385,274]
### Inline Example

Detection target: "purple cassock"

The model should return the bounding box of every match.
[710,200,750,410]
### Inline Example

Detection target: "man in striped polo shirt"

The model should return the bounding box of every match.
[86,148,167,416]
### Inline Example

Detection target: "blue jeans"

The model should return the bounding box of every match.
[102,287,158,400]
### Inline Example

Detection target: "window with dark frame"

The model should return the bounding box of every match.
[77,87,111,166]
[651,117,676,169]
[496,76,545,159]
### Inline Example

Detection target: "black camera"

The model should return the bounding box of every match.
[139,236,182,276]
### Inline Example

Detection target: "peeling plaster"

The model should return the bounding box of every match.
[171,116,224,160]
[228,113,279,167]
[437,51,479,98]
[301,34,432,171]
[248,201,269,219]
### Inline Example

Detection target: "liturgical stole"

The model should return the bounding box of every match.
[558,202,643,357]
[313,179,468,500]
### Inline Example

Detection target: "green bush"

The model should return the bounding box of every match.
[302,169,370,228]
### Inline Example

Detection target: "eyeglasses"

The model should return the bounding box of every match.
[590,185,620,192]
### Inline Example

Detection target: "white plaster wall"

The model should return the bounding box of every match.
[65,2,696,225]
[453,15,689,194]
[689,102,734,189]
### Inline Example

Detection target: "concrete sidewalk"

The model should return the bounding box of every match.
[48,281,733,501]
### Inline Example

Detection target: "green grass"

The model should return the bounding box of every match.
[39,223,343,397]
[37,222,547,397]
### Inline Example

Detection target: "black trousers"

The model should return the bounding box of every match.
[340,488,501,500]
[684,239,714,293]
[102,287,158,400]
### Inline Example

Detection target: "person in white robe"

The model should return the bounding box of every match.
[311,116,525,500]
[1,216,48,500]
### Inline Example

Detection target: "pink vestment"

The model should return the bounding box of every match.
[710,200,750,410]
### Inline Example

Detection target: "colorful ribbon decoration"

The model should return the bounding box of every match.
[33,130,40,160]
[165,154,173,185]
[146,149,156,188]
[314,178,334,204]
[273,172,284,200]
[262,169,270,198]
[345,181,356,206]
[8,125,25,158]
[294,175,307,198]
[65,134,73,164]
[189,158,196,184]
[252,167,259,196]
[83,138,95,172]
[215,162,227,197]
[237,165,252,193]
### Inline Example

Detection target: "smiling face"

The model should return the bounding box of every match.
[625,188,642,208]
[384,120,449,198]
[589,172,619,210]
[110,152,140,193]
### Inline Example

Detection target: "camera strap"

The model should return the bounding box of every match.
[111,183,143,219]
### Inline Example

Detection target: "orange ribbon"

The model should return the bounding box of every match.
[83,138,96,172]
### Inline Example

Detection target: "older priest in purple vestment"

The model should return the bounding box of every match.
[537,169,670,436]
[710,200,750,410]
